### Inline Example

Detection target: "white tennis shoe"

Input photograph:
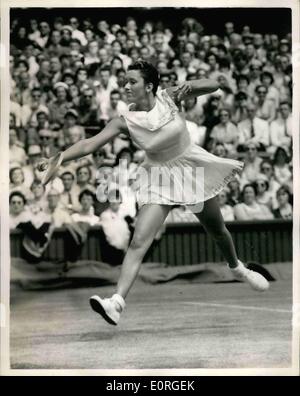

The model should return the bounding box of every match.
[89,294,126,325]
[230,261,269,291]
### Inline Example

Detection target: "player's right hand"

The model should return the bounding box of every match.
[36,157,50,172]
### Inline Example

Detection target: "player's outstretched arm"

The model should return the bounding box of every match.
[166,79,220,103]
[37,117,127,171]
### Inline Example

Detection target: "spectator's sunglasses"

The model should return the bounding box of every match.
[262,166,272,171]
[257,90,267,94]
[245,147,257,151]
[93,152,104,157]
[40,136,51,140]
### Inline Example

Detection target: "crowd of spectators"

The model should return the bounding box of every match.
[9,14,293,254]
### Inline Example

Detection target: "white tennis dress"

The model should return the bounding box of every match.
[119,89,244,208]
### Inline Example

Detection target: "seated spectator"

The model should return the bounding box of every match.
[253,174,273,209]
[77,87,100,127]
[84,40,100,66]
[48,82,72,128]
[28,179,48,212]
[9,191,31,230]
[106,89,127,122]
[58,109,85,148]
[9,164,33,201]
[231,92,250,124]
[71,189,100,226]
[260,159,281,205]
[273,147,292,189]
[36,110,50,132]
[216,74,235,108]
[234,184,274,220]
[20,87,49,128]
[60,170,81,214]
[99,189,131,264]
[237,103,269,152]
[240,142,263,187]
[213,142,228,158]
[269,101,292,155]
[210,108,239,155]
[45,188,73,228]
[273,185,293,219]
[235,74,251,98]
[9,128,27,166]
[260,71,280,108]
[227,177,242,206]
[39,129,60,158]
[113,148,137,189]
[217,190,235,221]
[75,165,95,194]
[253,84,276,122]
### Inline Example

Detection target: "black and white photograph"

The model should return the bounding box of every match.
[0,0,299,375]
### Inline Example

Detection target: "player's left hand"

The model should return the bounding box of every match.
[174,82,192,101]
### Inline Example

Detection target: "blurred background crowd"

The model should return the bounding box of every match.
[9,10,293,259]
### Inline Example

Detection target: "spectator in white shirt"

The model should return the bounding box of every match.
[46,188,73,228]
[260,71,280,108]
[269,101,292,155]
[237,103,269,152]
[253,84,276,122]
[106,90,128,123]
[69,18,87,46]
[234,184,274,221]
[240,142,263,187]
[9,128,27,166]
[60,170,81,214]
[273,147,293,188]
[210,108,239,155]
[71,189,100,226]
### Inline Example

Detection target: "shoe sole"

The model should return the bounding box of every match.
[89,297,117,326]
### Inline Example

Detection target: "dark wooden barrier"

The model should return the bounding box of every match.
[10,220,292,265]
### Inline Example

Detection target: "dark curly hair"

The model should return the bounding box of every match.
[128,60,159,95]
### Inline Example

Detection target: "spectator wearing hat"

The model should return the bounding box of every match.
[9,191,31,230]
[9,164,33,201]
[48,82,72,128]
[210,108,239,155]
[59,170,81,214]
[60,25,73,48]
[269,101,292,155]
[237,103,269,151]
[260,71,280,108]
[9,128,27,166]
[58,108,85,149]
[273,186,293,220]
[71,189,99,226]
[234,184,274,221]
[239,142,263,187]
[253,84,276,123]
[39,129,59,158]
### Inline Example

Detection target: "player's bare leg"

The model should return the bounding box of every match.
[194,196,269,291]
[90,204,172,325]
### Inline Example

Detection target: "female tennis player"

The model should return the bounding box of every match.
[38,61,269,326]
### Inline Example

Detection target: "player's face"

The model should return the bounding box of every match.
[124,70,148,103]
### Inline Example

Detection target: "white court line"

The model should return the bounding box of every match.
[179,301,292,314]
